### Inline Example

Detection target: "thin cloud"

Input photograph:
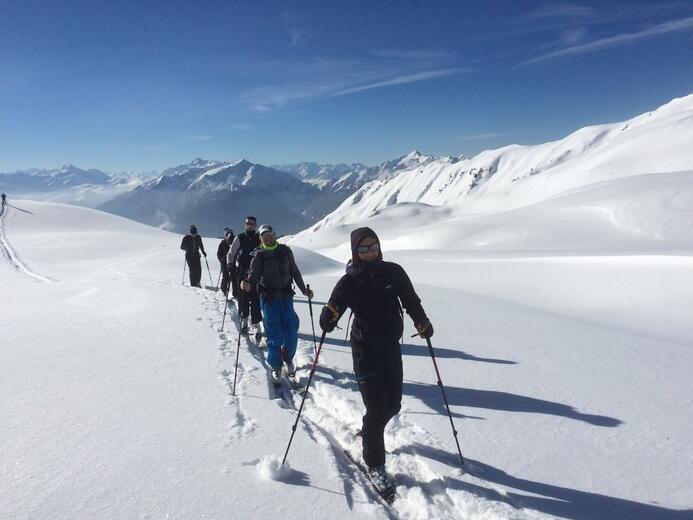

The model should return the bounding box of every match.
[282,12,305,46]
[561,27,588,45]
[519,15,693,66]
[227,123,254,131]
[373,49,453,60]
[331,67,471,97]
[527,2,595,19]
[187,135,215,142]
[238,54,471,111]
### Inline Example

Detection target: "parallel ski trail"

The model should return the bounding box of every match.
[0,204,53,282]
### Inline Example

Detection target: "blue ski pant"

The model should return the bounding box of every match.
[260,295,300,369]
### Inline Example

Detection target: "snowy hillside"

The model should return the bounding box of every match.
[295,94,693,232]
[275,151,441,219]
[2,196,691,519]
[272,162,368,188]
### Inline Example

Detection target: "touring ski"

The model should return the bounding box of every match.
[344,450,396,505]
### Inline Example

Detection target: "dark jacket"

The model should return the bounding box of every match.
[246,243,307,297]
[326,227,427,343]
[227,231,261,274]
[217,237,232,264]
[180,234,206,258]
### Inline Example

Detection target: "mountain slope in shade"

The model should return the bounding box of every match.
[99,159,320,234]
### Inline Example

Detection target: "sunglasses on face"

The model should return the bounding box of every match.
[245,222,256,226]
[356,242,380,254]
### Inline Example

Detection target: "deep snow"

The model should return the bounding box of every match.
[1,197,691,519]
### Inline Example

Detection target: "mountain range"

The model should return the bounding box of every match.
[3,94,692,237]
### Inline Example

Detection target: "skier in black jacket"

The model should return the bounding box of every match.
[319,227,433,492]
[217,228,234,295]
[227,216,262,331]
[180,224,207,287]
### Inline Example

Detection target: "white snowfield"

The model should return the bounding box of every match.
[2,96,693,519]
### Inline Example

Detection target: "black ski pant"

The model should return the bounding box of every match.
[220,260,231,294]
[186,254,202,287]
[351,337,403,468]
[240,289,262,324]
[230,266,239,298]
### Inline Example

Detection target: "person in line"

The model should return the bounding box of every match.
[319,227,433,491]
[241,224,313,383]
[227,216,262,332]
[1,193,6,208]
[180,224,207,288]
[217,227,234,295]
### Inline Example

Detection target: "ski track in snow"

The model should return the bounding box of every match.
[196,288,540,520]
[0,204,53,282]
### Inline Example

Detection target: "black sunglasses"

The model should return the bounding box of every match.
[356,242,380,254]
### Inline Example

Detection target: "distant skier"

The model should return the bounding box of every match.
[319,227,433,495]
[1,193,6,208]
[241,224,313,385]
[217,227,234,295]
[227,216,262,331]
[180,224,207,288]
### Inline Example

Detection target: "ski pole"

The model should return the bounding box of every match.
[425,336,465,468]
[204,256,214,288]
[281,329,327,465]
[306,284,318,356]
[182,256,187,285]
[232,291,245,396]
[216,266,223,292]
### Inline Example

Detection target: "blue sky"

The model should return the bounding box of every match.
[1,0,692,172]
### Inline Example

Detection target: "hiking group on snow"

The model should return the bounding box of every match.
[180,219,453,502]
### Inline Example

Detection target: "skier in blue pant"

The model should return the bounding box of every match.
[241,224,313,384]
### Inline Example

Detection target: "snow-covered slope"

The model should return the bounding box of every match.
[297,95,693,232]
[275,151,442,219]
[2,193,691,519]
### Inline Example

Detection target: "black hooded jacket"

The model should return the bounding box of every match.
[180,234,205,258]
[217,234,234,264]
[326,227,428,343]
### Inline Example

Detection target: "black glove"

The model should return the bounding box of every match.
[416,319,434,339]
[319,304,340,333]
